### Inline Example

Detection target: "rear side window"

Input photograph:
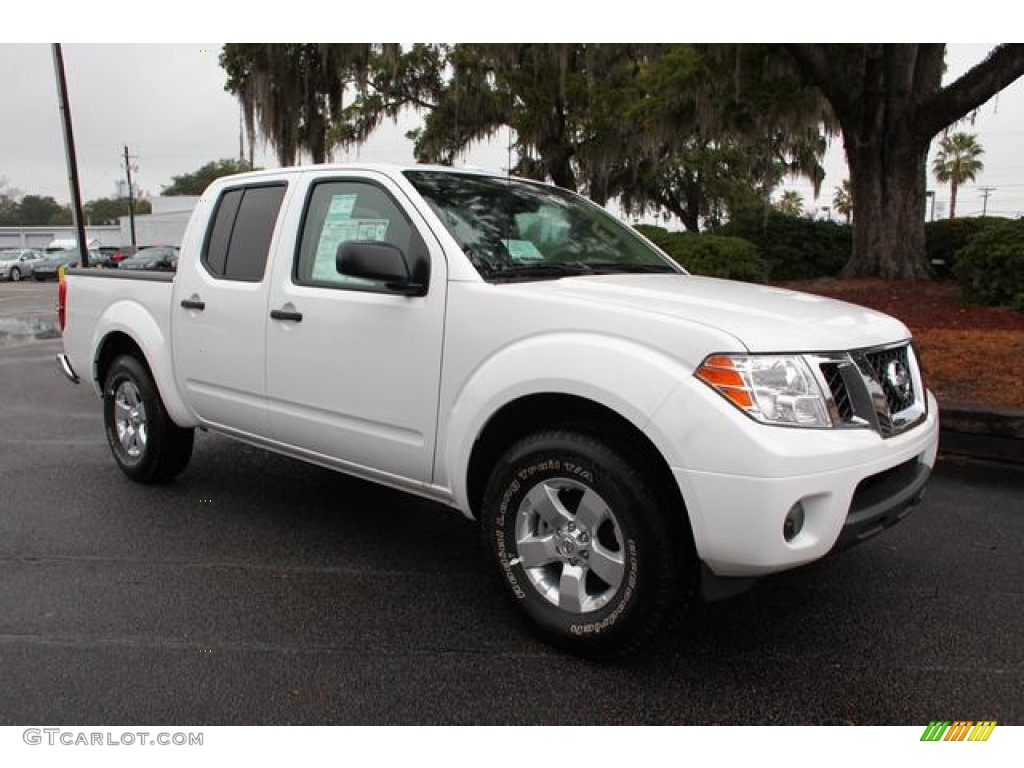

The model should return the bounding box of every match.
[202,184,286,282]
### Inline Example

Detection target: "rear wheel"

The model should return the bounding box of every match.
[481,430,695,658]
[103,355,194,483]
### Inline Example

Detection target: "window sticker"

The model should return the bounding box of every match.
[327,194,357,219]
[312,218,392,282]
[504,238,545,261]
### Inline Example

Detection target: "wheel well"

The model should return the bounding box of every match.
[466,393,687,529]
[95,332,149,390]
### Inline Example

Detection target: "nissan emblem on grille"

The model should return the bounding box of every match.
[885,359,911,400]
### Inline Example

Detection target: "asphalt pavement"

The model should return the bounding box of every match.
[0,281,1021,724]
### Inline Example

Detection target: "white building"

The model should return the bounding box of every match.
[119,196,199,247]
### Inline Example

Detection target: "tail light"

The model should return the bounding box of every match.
[57,267,67,331]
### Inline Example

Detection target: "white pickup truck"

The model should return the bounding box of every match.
[58,164,939,657]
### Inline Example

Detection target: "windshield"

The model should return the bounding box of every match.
[404,170,679,281]
[0,251,20,261]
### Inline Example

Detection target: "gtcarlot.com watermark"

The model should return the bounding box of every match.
[23,728,203,747]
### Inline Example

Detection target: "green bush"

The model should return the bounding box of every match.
[632,224,677,250]
[953,219,1024,311]
[717,211,851,280]
[925,217,1005,279]
[635,225,767,283]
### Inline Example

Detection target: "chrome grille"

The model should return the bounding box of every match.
[865,346,916,414]
[812,342,926,438]
[820,362,854,421]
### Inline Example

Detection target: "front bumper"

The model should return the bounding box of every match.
[663,389,939,578]
[831,455,930,551]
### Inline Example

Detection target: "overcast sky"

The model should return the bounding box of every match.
[1,42,1022,219]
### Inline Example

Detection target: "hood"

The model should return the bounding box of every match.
[524,274,911,352]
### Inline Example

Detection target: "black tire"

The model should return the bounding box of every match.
[103,354,194,483]
[481,430,696,659]
[9,267,20,282]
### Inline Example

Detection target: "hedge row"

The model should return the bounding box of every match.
[637,212,853,283]
[633,215,1024,313]
[953,219,1024,311]
[634,225,768,283]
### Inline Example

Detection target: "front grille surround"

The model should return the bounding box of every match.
[807,342,927,438]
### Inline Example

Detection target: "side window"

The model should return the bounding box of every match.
[295,180,420,290]
[203,188,242,277]
[202,184,286,282]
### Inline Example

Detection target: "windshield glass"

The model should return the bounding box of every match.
[404,170,679,281]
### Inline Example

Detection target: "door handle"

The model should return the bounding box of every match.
[180,296,205,311]
[270,308,303,322]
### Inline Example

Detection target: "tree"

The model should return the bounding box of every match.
[932,132,984,219]
[0,178,19,226]
[775,190,804,216]
[786,44,1024,279]
[13,195,71,225]
[614,45,829,231]
[832,180,852,223]
[221,44,391,165]
[341,44,828,226]
[162,159,256,196]
[83,196,152,224]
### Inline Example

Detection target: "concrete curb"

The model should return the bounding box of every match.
[939,401,1024,465]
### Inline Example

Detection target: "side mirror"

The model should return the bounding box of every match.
[336,241,428,296]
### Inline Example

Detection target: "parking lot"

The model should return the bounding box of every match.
[0,280,1021,724]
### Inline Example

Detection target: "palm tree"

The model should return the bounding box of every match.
[776,190,804,217]
[932,133,985,219]
[832,180,852,223]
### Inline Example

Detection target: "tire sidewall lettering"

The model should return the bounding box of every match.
[492,456,637,631]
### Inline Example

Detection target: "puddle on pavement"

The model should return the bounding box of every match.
[0,316,60,346]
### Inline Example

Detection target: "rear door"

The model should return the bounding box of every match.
[264,172,447,483]
[172,181,288,437]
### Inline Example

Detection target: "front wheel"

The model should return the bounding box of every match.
[9,267,20,282]
[103,355,194,483]
[481,430,695,658]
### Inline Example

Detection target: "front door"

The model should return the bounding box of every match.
[265,174,446,483]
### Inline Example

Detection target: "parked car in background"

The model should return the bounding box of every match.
[97,246,138,268]
[116,246,179,272]
[0,248,45,281]
[32,248,100,280]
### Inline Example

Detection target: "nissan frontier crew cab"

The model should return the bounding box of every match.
[58,164,939,658]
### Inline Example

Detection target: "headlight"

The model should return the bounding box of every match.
[696,354,832,428]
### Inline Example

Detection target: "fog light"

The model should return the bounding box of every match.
[783,502,805,542]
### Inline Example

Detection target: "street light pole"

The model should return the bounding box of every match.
[51,43,89,267]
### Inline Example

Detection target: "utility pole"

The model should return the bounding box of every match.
[123,145,137,246]
[51,44,90,267]
[979,186,996,217]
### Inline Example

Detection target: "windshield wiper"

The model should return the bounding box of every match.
[490,262,595,282]
[585,263,679,274]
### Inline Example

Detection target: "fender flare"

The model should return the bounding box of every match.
[91,300,198,428]
[439,331,694,511]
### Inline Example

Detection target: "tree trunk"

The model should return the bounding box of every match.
[546,149,577,191]
[843,139,931,280]
[949,178,958,219]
